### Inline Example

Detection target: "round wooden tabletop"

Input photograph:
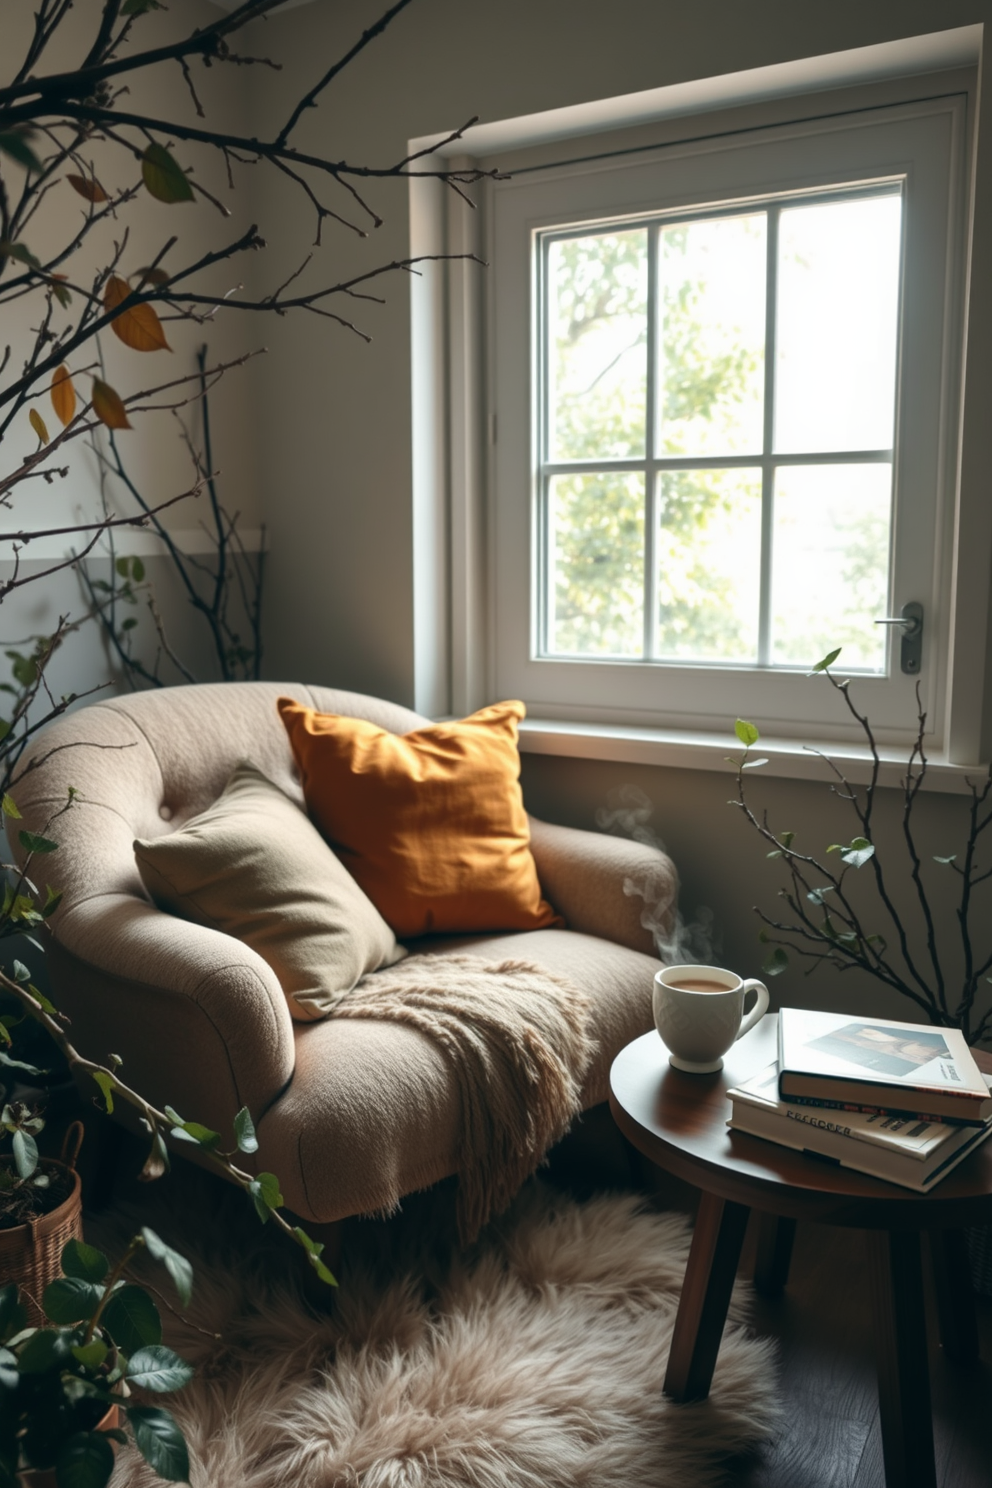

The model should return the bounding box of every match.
[609,1014,992,1230]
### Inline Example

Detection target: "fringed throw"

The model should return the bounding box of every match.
[334,954,596,1242]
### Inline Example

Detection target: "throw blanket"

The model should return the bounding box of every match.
[335,955,596,1243]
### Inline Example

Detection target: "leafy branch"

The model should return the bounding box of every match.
[730,652,992,1044]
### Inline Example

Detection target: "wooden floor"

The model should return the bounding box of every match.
[732,1217,992,1488]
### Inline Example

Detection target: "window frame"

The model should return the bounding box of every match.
[408,45,988,773]
[490,95,967,749]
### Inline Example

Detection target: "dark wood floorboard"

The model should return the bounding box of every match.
[727,1217,992,1488]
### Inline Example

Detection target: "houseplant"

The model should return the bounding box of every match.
[1,1229,194,1487]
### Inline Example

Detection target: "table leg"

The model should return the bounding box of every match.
[928,1228,980,1365]
[753,1213,797,1297]
[865,1229,936,1488]
[664,1192,750,1403]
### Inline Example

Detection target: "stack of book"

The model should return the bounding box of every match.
[728,1008,992,1192]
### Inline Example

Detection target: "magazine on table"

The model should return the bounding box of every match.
[777,1008,992,1124]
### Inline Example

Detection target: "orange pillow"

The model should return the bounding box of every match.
[277,698,562,938]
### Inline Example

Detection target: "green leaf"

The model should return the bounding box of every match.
[0,1286,26,1344]
[126,1345,193,1393]
[163,1106,184,1127]
[840,839,875,869]
[0,132,42,173]
[11,961,30,984]
[761,947,790,977]
[808,647,842,674]
[141,144,195,205]
[233,1106,258,1154]
[248,1171,283,1224]
[741,757,768,769]
[734,719,759,747]
[18,1326,73,1373]
[42,1277,103,1325]
[102,1286,161,1355]
[92,1072,115,1114]
[42,887,63,920]
[54,1430,116,1488]
[115,557,129,579]
[0,241,42,270]
[18,830,58,855]
[11,1128,38,1179]
[0,796,20,820]
[0,1343,18,1390]
[0,1050,42,1074]
[806,886,835,904]
[121,618,138,632]
[61,1239,109,1285]
[141,1228,192,1308]
[293,1227,337,1286]
[127,1405,190,1482]
[132,557,145,583]
[934,854,957,865]
[171,1120,220,1152]
[70,1338,109,1371]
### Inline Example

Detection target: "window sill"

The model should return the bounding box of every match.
[517,717,987,794]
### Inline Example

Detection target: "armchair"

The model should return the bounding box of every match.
[12,683,675,1224]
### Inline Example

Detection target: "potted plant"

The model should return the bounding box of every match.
[1,1229,194,1487]
[731,647,992,1288]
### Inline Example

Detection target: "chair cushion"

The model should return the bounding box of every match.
[277,698,561,938]
[257,929,658,1222]
[134,763,405,1022]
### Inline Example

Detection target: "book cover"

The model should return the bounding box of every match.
[777,1009,992,1123]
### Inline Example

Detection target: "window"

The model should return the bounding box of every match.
[488,91,970,747]
[538,188,901,673]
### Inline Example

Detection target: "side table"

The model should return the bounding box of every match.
[609,1015,992,1488]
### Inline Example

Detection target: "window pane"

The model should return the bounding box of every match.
[547,231,647,461]
[775,195,902,454]
[657,214,766,457]
[770,464,892,670]
[656,469,762,661]
[547,473,644,656]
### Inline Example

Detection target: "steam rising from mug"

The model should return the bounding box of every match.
[596,784,719,965]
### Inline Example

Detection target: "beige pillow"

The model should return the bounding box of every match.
[134,763,405,1022]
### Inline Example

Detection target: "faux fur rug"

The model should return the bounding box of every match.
[102,1179,780,1488]
[336,955,596,1242]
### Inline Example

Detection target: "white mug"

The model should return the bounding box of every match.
[652,963,770,1073]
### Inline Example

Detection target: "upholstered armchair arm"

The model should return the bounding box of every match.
[42,895,297,1148]
[527,816,677,958]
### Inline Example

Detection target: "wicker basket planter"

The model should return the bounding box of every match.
[0,1124,83,1325]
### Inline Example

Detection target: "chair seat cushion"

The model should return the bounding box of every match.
[258,929,659,1222]
[134,763,405,1021]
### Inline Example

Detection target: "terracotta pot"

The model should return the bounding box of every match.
[0,1124,84,1326]
[18,1402,121,1487]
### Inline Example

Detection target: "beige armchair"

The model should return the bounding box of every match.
[12,683,675,1224]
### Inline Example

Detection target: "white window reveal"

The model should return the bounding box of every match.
[489,94,968,747]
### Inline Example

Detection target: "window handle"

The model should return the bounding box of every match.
[874,601,923,673]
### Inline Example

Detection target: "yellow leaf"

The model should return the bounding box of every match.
[28,408,49,445]
[91,379,131,431]
[103,275,170,353]
[66,174,108,204]
[51,364,76,427]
